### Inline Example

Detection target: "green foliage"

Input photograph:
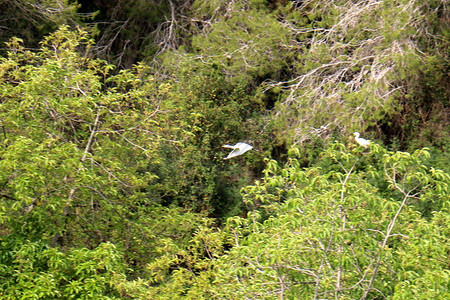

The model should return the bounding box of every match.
[0,2,448,299]
[79,0,193,67]
[188,8,290,85]
[0,26,213,296]
[201,143,449,298]
[155,2,293,214]
[0,0,80,50]
[117,143,448,299]
[391,211,450,299]
[0,27,160,244]
[270,0,448,149]
[0,242,127,299]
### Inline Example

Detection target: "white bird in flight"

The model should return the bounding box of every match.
[353,132,370,148]
[223,142,253,160]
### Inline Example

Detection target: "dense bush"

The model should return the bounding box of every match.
[0,0,448,298]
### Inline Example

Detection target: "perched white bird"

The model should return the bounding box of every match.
[353,132,370,148]
[223,142,253,160]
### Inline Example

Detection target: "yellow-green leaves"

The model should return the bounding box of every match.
[201,143,450,298]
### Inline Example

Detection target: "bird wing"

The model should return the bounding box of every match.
[356,138,370,148]
[361,140,371,147]
[237,143,253,153]
[222,144,238,149]
[224,148,241,160]
[223,143,253,160]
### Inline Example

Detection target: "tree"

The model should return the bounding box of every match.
[0,0,80,50]
[269,0,449,150]
[0,27,212,295]
[76,0,193,68]
[0,242,129,299]
[169,143,449,299]
[1,2,448,298]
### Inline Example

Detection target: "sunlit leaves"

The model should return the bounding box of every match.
[1,241,127,299]
[0,26,218,298]
[200,143,450,298]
